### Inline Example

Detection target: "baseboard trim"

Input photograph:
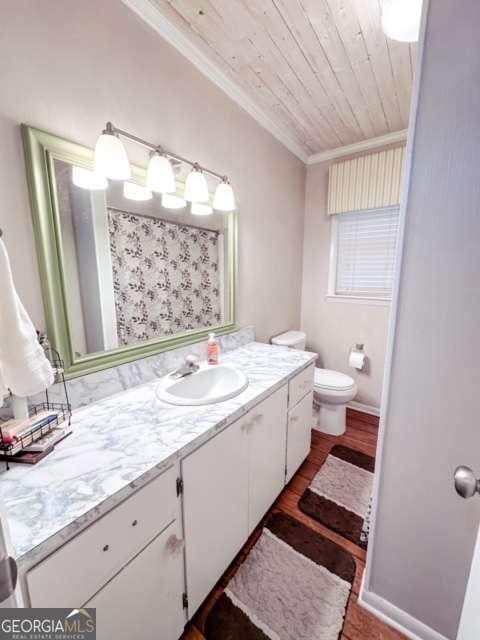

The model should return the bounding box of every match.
[347,401,380,417]
[359,578,450,640]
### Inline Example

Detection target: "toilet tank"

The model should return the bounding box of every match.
[271,330,307,350]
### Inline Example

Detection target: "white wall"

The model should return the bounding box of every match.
[364,1,480,638]
[301,160,391,409]
[0,0,305,344]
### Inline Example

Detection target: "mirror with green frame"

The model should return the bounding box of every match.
[22,126,238,378]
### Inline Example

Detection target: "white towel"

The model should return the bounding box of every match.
[0,238,54,405]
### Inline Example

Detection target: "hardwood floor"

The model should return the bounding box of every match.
[182,408,406,640]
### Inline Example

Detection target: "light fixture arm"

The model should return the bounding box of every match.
[106,122,226,181]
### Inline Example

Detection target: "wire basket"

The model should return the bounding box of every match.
[0,344,71,469]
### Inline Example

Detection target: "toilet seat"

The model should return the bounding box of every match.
[314,368,355,391]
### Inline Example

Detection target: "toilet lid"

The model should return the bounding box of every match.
[314,368,355,391]
[271,330,306,347]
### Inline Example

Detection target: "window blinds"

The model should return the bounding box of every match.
[335,207,400,298]
[328,146,405,215]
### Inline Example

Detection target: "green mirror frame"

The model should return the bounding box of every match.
[22,125,239,379]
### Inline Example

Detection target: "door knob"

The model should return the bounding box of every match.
[454,465,480,499]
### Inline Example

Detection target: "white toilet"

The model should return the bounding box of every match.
[271,330,357,436]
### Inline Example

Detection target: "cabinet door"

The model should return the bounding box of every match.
[248,386,287,532]
[86,519,185,640]
[286,391,314,482]
[182,418,248,616]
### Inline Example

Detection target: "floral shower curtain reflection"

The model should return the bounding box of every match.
[107,209,223,346]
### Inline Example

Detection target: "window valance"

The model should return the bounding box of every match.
[327,146,405,215]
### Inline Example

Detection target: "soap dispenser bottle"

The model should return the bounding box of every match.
[207,332,220,365]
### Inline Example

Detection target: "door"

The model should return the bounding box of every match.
[286,391,313,483]
[359,2,480,638]
[86,520,185,640]
[182,417,249,616]
[248,386,287,532]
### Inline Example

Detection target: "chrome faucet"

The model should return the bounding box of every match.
[170,355,200,379]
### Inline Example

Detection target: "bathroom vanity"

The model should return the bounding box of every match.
[0,342,315,639]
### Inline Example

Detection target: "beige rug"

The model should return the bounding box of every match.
[205,512,355,640]
[299,445,375,548]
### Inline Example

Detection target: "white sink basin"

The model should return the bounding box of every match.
[156,364,249,406]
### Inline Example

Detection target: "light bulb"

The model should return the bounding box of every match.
[94,128,131,180]
[213,179,236,211]
[71,166,108,191]
[162,193,186,209]
[191,202,213,216]
[123,182,152,201]
[382,0,422,42]
[184,165,209,202]
[146,153,176,193]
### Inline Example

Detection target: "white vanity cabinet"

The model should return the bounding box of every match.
[286,364,315,482]
[181,413,249,616]
[85,519,185,640]
[182,385,288,616]
[26,465,185,640]
[247,386,287,533]
[21,361,315,640]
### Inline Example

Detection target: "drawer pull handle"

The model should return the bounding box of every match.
[103,544,110,552]
[166,534,184,556]
[132,519,138,527]
[242,414,262,433]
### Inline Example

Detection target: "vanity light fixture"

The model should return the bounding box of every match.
[71,166,108,191]
[146,151,176,193]
[191,202,213,216]
[123,181,153,201]
[184,164,209,203]
[162,193,186,209]
[213,177,236,212]
[382,0,423,42]
[95,122,236,210]
[94,122,131,180]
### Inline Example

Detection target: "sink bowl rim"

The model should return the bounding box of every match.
[156,363,249,406]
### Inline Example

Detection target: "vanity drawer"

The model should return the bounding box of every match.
[288,364,314,408]
[27,465,178,608]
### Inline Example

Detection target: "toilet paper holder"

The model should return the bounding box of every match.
[349,344,366,371]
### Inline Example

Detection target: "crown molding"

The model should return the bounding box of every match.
[122,0,309,163]
[307,129,408,165]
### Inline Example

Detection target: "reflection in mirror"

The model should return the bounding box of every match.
[53,159,231,358]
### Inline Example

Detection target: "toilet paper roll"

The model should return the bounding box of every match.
[349,349,366,371]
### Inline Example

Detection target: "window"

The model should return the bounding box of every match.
[328,206,400,302]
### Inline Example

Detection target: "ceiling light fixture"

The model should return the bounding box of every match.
[146,151,176,193]
[95,122,236,212]
[71,166,108,191]
[213,177,236,211]
[162,194,186,209]
[94,122,131,180]
[123,182,153,201]
[191,202,213,216]
[381,0,423,42]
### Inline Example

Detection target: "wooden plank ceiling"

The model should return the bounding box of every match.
[150,0,416,157]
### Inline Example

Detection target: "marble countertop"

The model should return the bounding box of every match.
[0,342,316,571]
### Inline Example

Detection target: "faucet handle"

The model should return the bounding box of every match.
[185,354,199,365]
